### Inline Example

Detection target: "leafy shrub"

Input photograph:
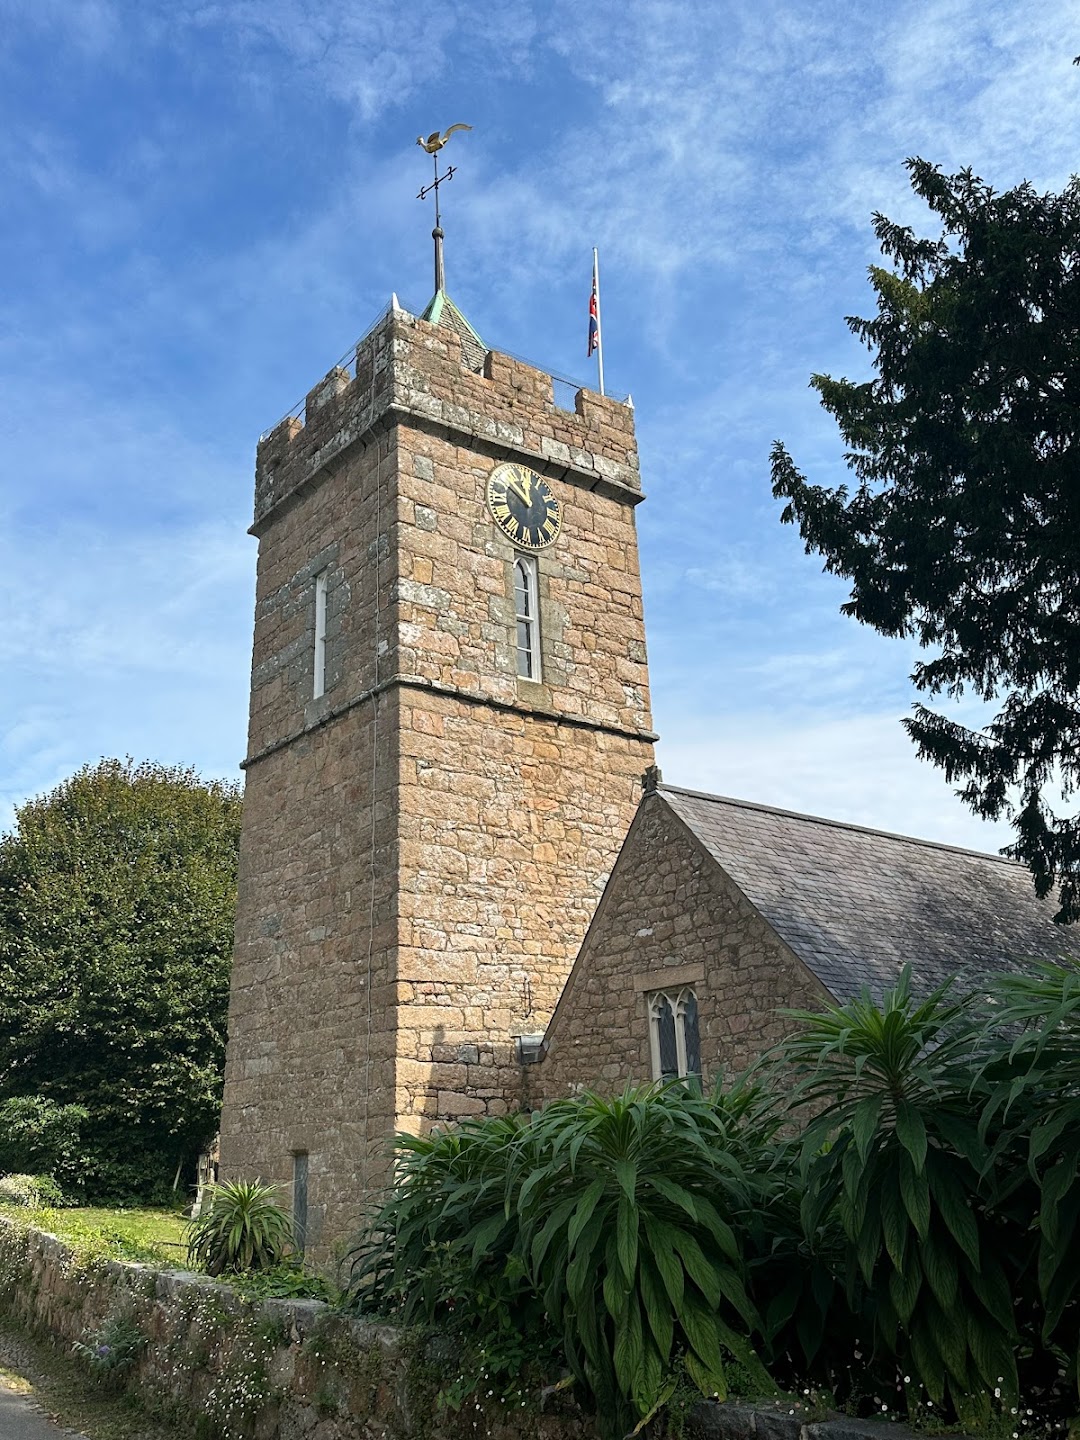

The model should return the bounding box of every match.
[185,1179,294,1275]
[0,1096,90,1194]
[0,1172,64,1207]
[346,1086,775,1438]
[978,962,1080,1408]
[0,759,242,1203]
[73,1309,146,1384]
[342,966,1080,1433]
[227,1260,337,1303]
[780,970,1020,1429]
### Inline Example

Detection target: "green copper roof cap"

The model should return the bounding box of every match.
[420,289,487,372]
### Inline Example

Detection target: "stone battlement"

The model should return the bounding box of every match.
[253,305,640,532]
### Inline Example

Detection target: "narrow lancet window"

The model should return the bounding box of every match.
[292,1150,309,1256]
[514,555,541,681]
[313,571,328,698]
[648,988,702,1082]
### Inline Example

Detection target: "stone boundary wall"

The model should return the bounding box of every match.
[0,1220,916,1440]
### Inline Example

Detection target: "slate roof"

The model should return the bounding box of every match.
[420,289,487,373]
[659,784,1080,1002]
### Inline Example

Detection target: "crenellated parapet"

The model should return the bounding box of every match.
[252,306,641,533]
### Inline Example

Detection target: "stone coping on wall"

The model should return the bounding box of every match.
[0,1218,922,1440]
[688,1401,918,1440]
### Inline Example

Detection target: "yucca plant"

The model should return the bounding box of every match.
[782,969,1017,1428]
[185,1178,294,1275]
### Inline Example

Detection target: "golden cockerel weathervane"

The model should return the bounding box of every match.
[416,123,472,292]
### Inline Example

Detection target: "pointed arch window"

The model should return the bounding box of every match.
[514,555,541,681]
[647,988,701,1082]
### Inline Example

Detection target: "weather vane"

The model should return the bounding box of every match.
[416,123,472,293]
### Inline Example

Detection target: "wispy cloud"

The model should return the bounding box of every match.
[657,707,1015,855]
[1,0,1075,859]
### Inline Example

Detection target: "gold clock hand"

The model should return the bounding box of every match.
[505,473,531,506]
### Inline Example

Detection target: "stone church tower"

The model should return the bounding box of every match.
[218,290,655,1250]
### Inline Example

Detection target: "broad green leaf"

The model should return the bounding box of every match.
[530,1193,580,1272]
[638,1253,674,1361]
[921,1227,959,1313]
[613,1292,644,1395]
[463,1211,507,1264]
[895,1100,928,1173]
[879,1175,909,1272]
[617,1194,638,1284]
[909,1313,946,1403]
[670,1228,723,1309]
[933,1111,990,1174]
[888,1258,921,1324]
[628,1371,677,1434]
[714,1264,759,1331]
[927,1154,980,1267]
[631,1340,666,1419]
[899,1148,931,1239]
[693,1194,739,1261]
[685,1350,727,1401]
[965,1255,1015,1335]
[680,1297,726,1376]
[614,1157,637,1203]
[852,1093,883,1163]
[566,1177,607,1255]
[924,1292,969,1390]
[643,1215,684,1311]
[647,1173,699,1223]
[965,1306,1017,1396]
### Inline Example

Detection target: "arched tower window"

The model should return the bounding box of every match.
[514,555,541,681]
[647,988,701,1082]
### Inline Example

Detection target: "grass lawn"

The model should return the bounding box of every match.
[0,1203,190,1267]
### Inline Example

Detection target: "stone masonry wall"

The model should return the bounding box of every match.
[221,399,403,1245]
[395,693,650,1132]
[534,793,834,1101]
[0,1219,594,1440]
[0,1219,912,1440]
[222,302,655,1252]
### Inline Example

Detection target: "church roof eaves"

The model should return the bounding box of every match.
[654,784,1079,1004]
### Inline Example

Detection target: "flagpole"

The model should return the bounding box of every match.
[593,247,605,396]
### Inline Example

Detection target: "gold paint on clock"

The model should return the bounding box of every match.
[486,462,562,551]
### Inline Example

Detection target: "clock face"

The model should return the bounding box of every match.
[486,463,562,551]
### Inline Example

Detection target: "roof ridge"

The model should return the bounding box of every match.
[657,783,1017,866]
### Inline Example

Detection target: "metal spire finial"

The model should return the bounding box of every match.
[416,124,472,294]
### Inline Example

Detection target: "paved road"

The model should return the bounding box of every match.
[0,1378,87,1439]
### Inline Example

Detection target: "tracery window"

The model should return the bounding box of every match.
[647,988,701,1082]
[514,555,541,681]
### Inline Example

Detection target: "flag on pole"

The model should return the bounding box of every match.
[588,248,605,395]
[587,254,600,357]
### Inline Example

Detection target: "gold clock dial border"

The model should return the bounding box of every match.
[486,463,562,552]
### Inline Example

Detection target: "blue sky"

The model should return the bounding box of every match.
[1,0,1077,851]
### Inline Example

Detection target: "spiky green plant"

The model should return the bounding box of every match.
[781,969,1016,1428]
[345,1085,775,1438]
[980,960,1080,1399]
[185,1178,293,1275]
[517,1086,773,1433]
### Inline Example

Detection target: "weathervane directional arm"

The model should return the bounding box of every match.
[415,123,472,294]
